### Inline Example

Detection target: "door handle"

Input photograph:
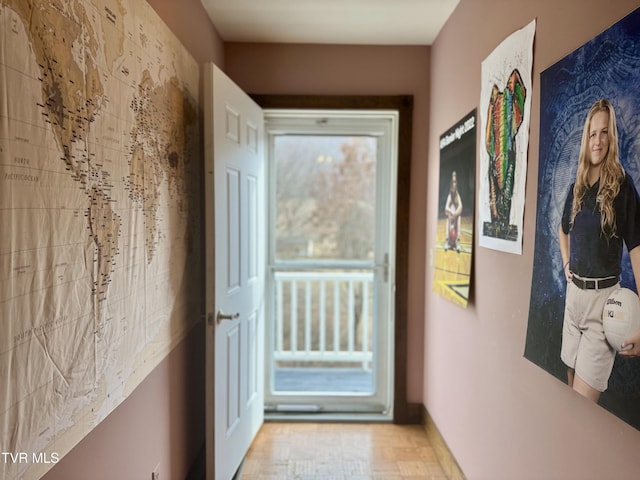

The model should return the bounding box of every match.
[383,252,389,282]
[216,310,240,324]
[375,253,389,282]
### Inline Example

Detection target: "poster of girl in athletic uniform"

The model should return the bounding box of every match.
[432,110,476,308]
[525,6,640,430]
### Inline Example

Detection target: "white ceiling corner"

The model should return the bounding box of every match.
[200,0,460,46]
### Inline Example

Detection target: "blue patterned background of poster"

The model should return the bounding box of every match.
[525,7,640,429]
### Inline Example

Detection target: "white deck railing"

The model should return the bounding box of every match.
[273,270,374,369]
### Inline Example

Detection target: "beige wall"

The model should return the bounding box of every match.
[224,43,431,403]
[426,1,640,478]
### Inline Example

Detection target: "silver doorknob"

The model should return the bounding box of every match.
[216,310,240,324]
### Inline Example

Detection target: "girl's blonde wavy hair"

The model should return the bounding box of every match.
[571,99,624,237]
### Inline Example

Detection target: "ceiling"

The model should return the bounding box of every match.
[200,0,460,46]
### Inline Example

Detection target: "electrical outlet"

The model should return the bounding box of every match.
[151,463,160,480]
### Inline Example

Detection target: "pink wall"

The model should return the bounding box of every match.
[39,0,640,478]
[224,43,431,402]
[42,0,222,478]
[426,1,640,478]
[146,0,224,65]
[43,325,205,480]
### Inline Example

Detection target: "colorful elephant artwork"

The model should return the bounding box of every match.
[485,68,526,238]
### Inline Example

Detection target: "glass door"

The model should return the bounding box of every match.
[264,110,398,417]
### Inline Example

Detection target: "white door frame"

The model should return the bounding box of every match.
[263,109,398,417]
[250,95,414,423]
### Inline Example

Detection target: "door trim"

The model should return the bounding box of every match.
[251,95,415,424]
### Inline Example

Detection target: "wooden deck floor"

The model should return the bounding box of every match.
[274,367,374,393]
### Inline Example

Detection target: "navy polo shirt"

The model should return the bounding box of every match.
[561,175,640,278]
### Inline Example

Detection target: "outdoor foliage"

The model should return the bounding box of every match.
[273,135,378,363]
[275,135,376,261]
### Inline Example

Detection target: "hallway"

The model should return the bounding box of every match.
[239,422,447,479]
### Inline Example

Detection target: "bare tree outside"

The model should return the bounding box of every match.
[273,135,377,371]
[274,135,376,260]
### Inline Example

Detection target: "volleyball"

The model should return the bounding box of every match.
[602,288,640,352]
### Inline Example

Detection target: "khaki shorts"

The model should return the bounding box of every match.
[560,280,618,392]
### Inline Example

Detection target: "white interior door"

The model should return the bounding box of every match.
[204,63,265,480]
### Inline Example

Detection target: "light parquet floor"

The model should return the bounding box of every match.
[239,422,447,480]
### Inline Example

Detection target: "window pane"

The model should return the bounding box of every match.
[274,135,377,261]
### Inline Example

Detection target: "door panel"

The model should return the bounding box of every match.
[226,325,241,432]
[226,167,241,292]
[204,63,265,480]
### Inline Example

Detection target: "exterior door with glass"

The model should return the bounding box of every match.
[264,110,398,416]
